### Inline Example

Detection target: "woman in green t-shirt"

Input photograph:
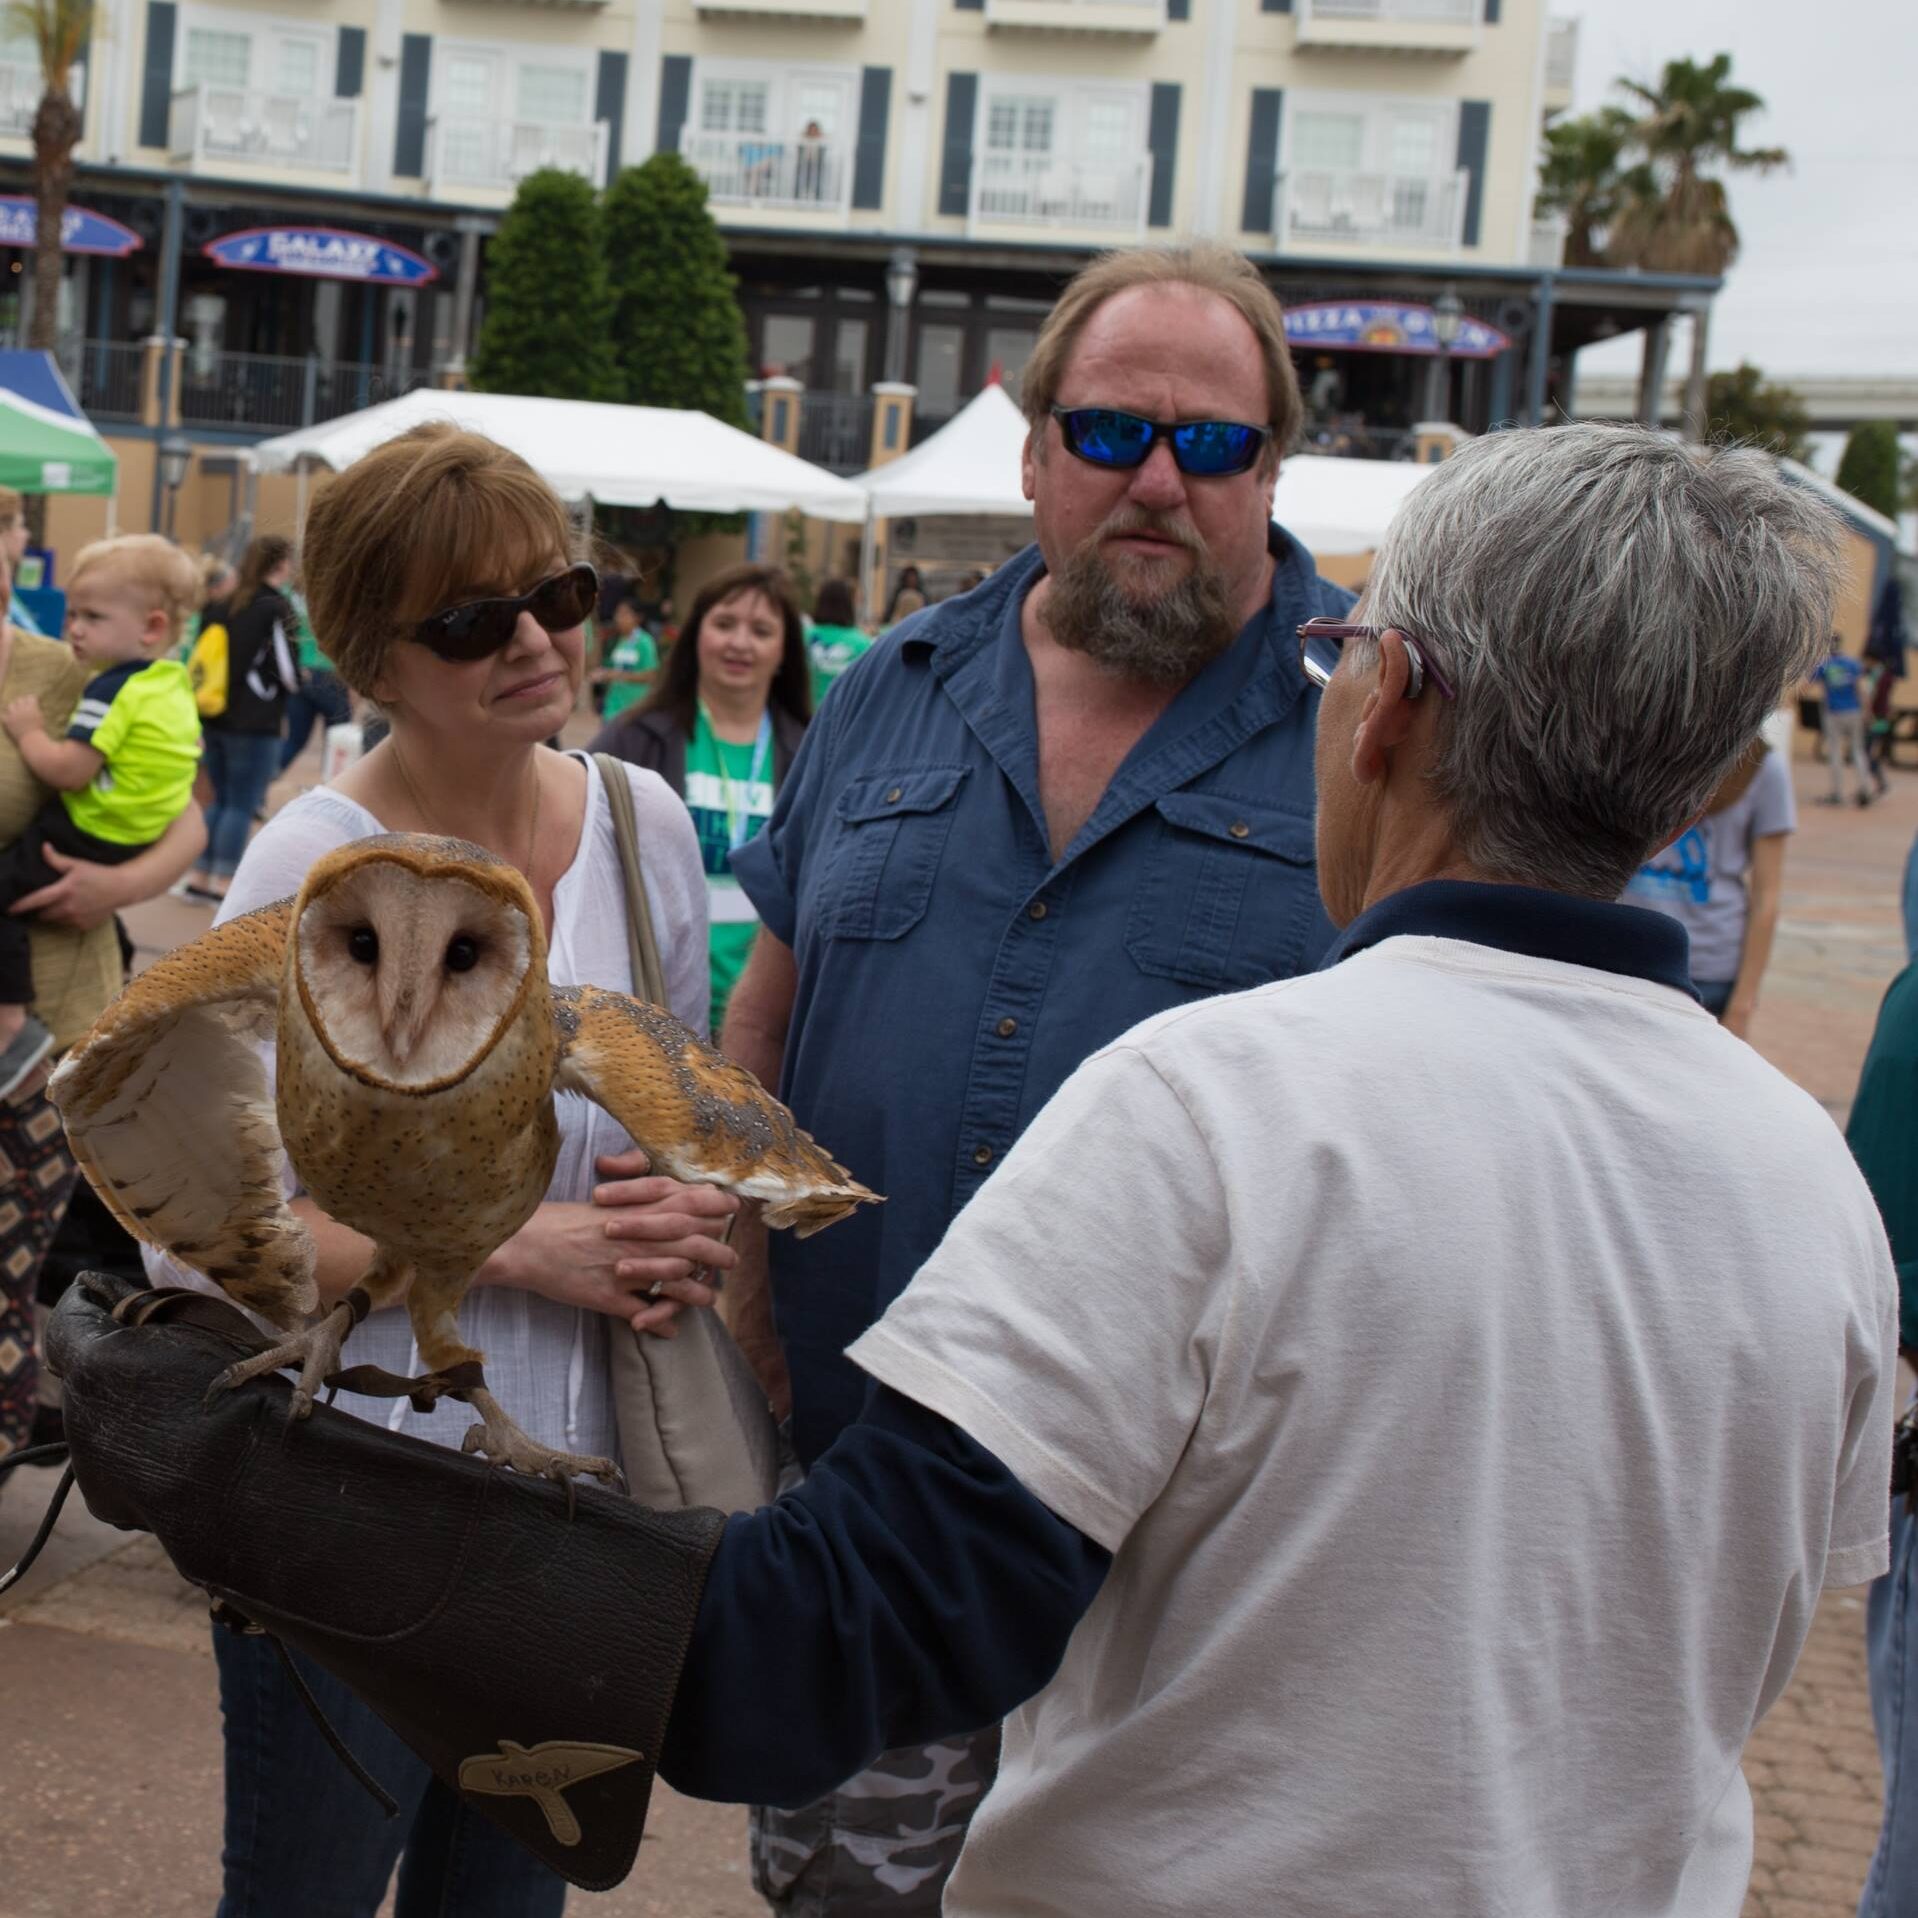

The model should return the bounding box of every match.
[806,576,872,710]
[587,563,811,1034]
[591,596,661,722]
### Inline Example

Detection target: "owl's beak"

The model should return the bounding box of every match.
[377,971,432,1066]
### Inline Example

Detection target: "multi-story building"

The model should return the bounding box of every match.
[0,0,1717,531]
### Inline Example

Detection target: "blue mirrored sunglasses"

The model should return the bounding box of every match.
[1050,407,1272,479]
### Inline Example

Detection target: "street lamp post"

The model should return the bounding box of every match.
[158,435,191,540]
[883,246,917,386]
[1427,290,1464,425]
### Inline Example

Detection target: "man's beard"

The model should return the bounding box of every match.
[1040,510,1239,688]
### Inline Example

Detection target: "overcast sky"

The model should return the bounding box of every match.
[1569,0,1918,381]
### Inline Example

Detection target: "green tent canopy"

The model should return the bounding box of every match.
[0,349,116,494]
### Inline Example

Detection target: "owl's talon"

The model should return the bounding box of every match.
[203,1300,359,1420]
[457,1386,621,1499]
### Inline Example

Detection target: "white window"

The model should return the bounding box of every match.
[701,78,770,135]
[696,66,853,144]
[179,14,332,99]
[1288,92,1455,181]
[273,34,323,99]
[184,28,250,90]
[441,50,496,119]
[517,64,589,128]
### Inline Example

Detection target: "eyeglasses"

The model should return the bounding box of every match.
[1296,618,1457,702]
[412,563,599,663]
[1049,407,1272,479]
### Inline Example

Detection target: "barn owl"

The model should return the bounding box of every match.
[49,833,878,1486]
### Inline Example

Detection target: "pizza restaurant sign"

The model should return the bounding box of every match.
[203,226,438,286]
[1284,301,1512,361]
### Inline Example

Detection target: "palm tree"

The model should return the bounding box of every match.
[1535,106,1653,268]
[9,0,91,359]
[1607,54,1786,275]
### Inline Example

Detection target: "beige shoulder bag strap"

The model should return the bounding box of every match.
[589,752,777,1515]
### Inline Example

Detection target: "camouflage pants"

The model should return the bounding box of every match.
[749,1724,1001,1915]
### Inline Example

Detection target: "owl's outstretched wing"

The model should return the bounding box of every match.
[550,985,879,1235]
[49,900,316,1328]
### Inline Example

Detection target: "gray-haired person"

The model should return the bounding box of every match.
[60,425,1898,1917]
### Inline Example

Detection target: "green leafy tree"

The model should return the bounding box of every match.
[602,154,750,429]
[469,170,619,402]
[1608,54,1786,275]
[1701,364,1811,463]
[1835,422,1902,521]
[1535,107,1652,267]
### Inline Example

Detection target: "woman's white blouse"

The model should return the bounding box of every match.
[143,753,710,1461]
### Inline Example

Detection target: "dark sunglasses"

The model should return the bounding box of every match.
[1296,618,1457,702]
[413,562,599,662]
[1050,406,1272,479]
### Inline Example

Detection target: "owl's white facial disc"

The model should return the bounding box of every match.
[295,863,533,1090]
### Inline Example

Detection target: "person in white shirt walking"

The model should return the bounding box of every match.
[64,423,1901,1918]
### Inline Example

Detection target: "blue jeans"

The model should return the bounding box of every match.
[1861,1491,1918,1915]
[1694,977,1736,1018]
[201,730,282,878]
[279,671,353,773]
[213,1626,570,1918]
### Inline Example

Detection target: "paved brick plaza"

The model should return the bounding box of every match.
[0,733,1909,1916]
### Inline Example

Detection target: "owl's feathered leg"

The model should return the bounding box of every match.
[207,1251,414,1419]
[405,1266,623,1493]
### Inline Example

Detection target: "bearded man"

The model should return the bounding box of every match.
[720,241,1351,1915]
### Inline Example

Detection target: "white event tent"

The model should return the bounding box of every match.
[852,381,1033,519]
[251,386,869,522]
[1270,453,1438,557]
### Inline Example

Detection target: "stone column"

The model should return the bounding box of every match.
[859,382,917,623]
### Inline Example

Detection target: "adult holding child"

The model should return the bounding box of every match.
[151,422,739,1918]
[188,533,299,904]
[589,562,810,1033]
[0,542,206,1458]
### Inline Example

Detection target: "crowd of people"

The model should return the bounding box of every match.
[3,238,1918,1918]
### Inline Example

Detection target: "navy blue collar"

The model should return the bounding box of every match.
[1321,879,1697,998]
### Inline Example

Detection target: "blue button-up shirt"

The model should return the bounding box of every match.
[732,526,1352,1464]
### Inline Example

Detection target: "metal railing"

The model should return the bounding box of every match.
[426,115,608,190]
[177,349,433,432]
[1545,16,1579,92]
[969,151,1151,236]
[985,0,1164,14]
[1276,167,1466,249]
[169,84,359,173]
[1303,0,1477,19]
[681,131,852,214]
[69,338,143,421]
[797,390,875,474]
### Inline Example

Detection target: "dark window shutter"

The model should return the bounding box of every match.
[1456,100,1490,246]
[393,35,430,177]
[1147,83,1179,229]
[853,66,891,211]
[938,72,977,218]
[1242,86,1282,235]
[1484,0,1501,19]
[139,0,176,150]
[334,27,365,101]
[1168,0,1191,18]
[1262,0,1293,12]
[595,51,626,182]
[657,53,690,155]
[955,0,984,9]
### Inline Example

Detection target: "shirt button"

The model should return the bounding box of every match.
[973,1144,995,1167]
[1028,901,1048,921]
[885,786,903,804]
[1229,820,1251,839]
[996,1016,1018,1038]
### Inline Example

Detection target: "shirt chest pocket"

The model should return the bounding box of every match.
[1124,794,1320,991]
[815,766,970,941]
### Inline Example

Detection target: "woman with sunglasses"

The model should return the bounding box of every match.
[590,561,811,1034]
[155,424,738,1918]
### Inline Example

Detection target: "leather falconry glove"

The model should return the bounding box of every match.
[39,1271,726,1892]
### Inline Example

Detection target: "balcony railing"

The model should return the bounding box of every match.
[681,131,852,215]
[1545,16,1579,95]
[178,349,433,432]
[426,116,608,191]
[169,84,358,173]
[983,0,1166,31]
[797,390,875,474]
[1294,0,1478,51]
[694,0,869,16]
[969,151,1151,236]
[1277,167,1466,250]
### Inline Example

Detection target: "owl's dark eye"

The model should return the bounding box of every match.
[347,927,379,965]
[445,934,480,973]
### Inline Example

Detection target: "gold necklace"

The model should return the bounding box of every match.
[387,736,543,884]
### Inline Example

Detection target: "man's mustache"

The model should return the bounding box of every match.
[1096,510,1205,556]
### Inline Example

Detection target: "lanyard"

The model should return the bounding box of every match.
[701,706,774,853]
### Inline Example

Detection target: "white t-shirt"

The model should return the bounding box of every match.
[851,934,1896,1918]
[148,753,709,1462]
